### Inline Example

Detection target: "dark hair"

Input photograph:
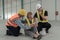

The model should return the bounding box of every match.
[27,12,32,18]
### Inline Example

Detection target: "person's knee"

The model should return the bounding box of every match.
[48,23,51,28]
[46,23,51,28]
[17,26,21,29]
[37,27,42,33]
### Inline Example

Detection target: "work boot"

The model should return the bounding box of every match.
[19,33,23,35]
[46,30,49,33]
[13,32,23,37]
[12,33,23,37]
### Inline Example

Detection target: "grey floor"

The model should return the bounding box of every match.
[0,20,60,40]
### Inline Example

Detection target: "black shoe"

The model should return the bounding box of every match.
[37,35,42,40]
[33,37,37,39]
[13,34,19,37]
[46,30,49,33]
[13,33,23,37]
[19,33,23,35]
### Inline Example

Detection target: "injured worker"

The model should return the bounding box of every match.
[24,12,42,40]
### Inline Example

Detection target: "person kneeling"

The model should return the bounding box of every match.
[6,9,27,36]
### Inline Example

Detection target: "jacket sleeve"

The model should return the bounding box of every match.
[14,19,31,29]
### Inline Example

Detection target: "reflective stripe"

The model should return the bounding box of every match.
[7,20,18,27]
[37,10,48,23]
[6,14,19,28]
[26,18,34,26]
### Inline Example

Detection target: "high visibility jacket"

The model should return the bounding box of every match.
[37,10,48,23]
[6,14,20,28]
[26,18,34,26]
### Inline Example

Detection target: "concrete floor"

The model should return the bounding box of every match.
[0,20,60,40]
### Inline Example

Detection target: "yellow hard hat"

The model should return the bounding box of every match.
[18,9,27,16]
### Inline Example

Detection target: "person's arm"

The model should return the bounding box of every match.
[34,12,37,18]
[14,19,31,29]
[25,19,34,27]
[34,13,38,23]
[40,11,48,20]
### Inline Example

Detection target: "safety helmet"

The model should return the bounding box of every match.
[36,4,41,9]
[18,9,27,16]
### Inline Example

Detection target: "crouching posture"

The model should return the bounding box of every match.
[34,4,51,34]
[6,9,27,36]
[24,12,42,40]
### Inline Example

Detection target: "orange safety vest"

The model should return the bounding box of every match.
[6,14,20,28]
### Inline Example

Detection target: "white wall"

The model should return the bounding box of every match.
[0,0,20,19]
[0,0,60,20]
[42,0,55,21]
[24,0,30,12]
[57,0,60,21]
[4,0,21,19]
[24,0,60,21]
[31,0,42,16]
[24,0,41,16]
[24,0,56,21]
[0,0,3,19]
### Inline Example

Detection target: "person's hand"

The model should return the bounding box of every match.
[39,12,42,15]
[30,23,35,27]
[31,23,38,27]
[33,23,38,27]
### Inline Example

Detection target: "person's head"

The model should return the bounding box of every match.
[36,4,43,12]
[27,12,32,18]
[18,9,27,18]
